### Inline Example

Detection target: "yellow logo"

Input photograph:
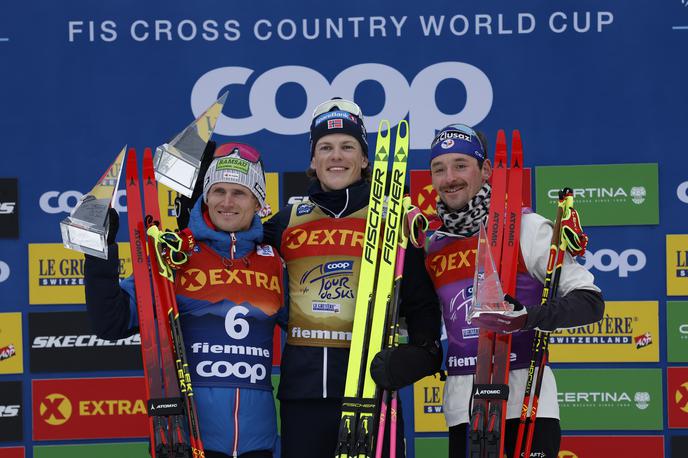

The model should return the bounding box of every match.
[40,393,73,425]
[285,228,363,251]
[549,301,659,363]
[286,229,308,249]
[667,234,688,296]
[416,184,438,216]
[29,243,132,304]
[428,250,476,278]
[180,268,280,293]
[412,375,447,433]
[558,451,579,458]
[675,381,688,414]
[0,312,23,374]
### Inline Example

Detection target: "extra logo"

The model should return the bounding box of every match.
[300,260,355,303]
[416,184,438,216]
[192,62,493,149]
[179,268,280,293]
[284,228,363,250]
[675,381,688,414]
[580,248,646,277]
[428,249,476,277]
[0,260,9,283]
[39,393,73,425]
[39,190,127,214]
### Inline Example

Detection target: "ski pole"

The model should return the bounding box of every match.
[514,188,576,458]
[373,198,427,458]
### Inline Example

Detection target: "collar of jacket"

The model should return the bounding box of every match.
[188,199,263,259]
[307,179,370,218]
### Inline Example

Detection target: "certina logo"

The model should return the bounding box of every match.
[32,334,141,348]
[191,62,493,149]
[39,190,127,214]
[39,393,145,425]
[579,248,646,278]
[0,404,20,417]
[558,391,650,410]
[179,268,280,293]
[547,186,646,205]
[0,202,15,214]
[678,181,688,204]
[428,249,476,277]
[0,260,9,283]
[301,260,355,303]
[284,228,363,250]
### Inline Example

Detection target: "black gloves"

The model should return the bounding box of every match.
[370,340,442,391]
[106,207,119,245]
[175,140,216,230]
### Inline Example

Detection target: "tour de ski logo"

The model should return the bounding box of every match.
[300,260,354,312]
[448,286,479,340]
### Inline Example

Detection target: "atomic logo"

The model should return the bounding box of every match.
[285,229,308,250]
[39,393,73,425]
[416,184,438,216]
[180,269,207,292]
[675,381,688,413]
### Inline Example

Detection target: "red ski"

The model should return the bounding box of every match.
[469,130,523,458]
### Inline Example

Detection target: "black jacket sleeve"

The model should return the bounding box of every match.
[400,244,442,345]
[525,289,605,332]
[84,243,137,340]
[262,205,292,250]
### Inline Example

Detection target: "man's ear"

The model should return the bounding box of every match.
[481,159,493,182]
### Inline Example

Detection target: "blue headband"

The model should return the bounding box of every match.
[430,124,486,163]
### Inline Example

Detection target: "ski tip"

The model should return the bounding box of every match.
[495,130,507,165]
[511,130,523,166]
[127,147,137,161]
[377,119,391,136]
[396,119,409,140]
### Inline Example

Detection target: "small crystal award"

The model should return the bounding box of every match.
[468,223,511,322]
[153,93,227,197]
[60,146,126,259]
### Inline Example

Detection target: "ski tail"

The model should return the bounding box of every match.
[142,150,204,458]
[518,188,575,458]
[142,148,192,457]
[469,130,508,457]
[337,120,391,458]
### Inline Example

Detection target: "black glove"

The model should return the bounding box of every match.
[106,207,119,245]
[175,140,216,229]
[370,341,442,391]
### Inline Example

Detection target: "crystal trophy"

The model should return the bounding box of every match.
[153,92,228,197]
[468,223,511,322]
[60,146,126,260]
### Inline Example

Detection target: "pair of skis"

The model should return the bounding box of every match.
[125,148,204,458]
[336,120,410,458]
[469,130,523,458]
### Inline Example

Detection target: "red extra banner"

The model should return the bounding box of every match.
[668,366,688,428]
[32,377,148,440]
[559,435,664,457]
[409,169,532,232]
[0,447,24,458]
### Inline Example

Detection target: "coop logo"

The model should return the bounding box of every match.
[191,62,493,150]
[301,260,354,303]
[39,393,73,425]
[0,260,9,283]
[546,186,645,204]
[39,190,127,214]
[580,248,646,277]
[678,181,688,204]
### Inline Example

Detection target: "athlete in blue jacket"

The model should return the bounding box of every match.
[84,144,285,458]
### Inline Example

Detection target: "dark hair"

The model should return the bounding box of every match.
[476,130,489,168]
